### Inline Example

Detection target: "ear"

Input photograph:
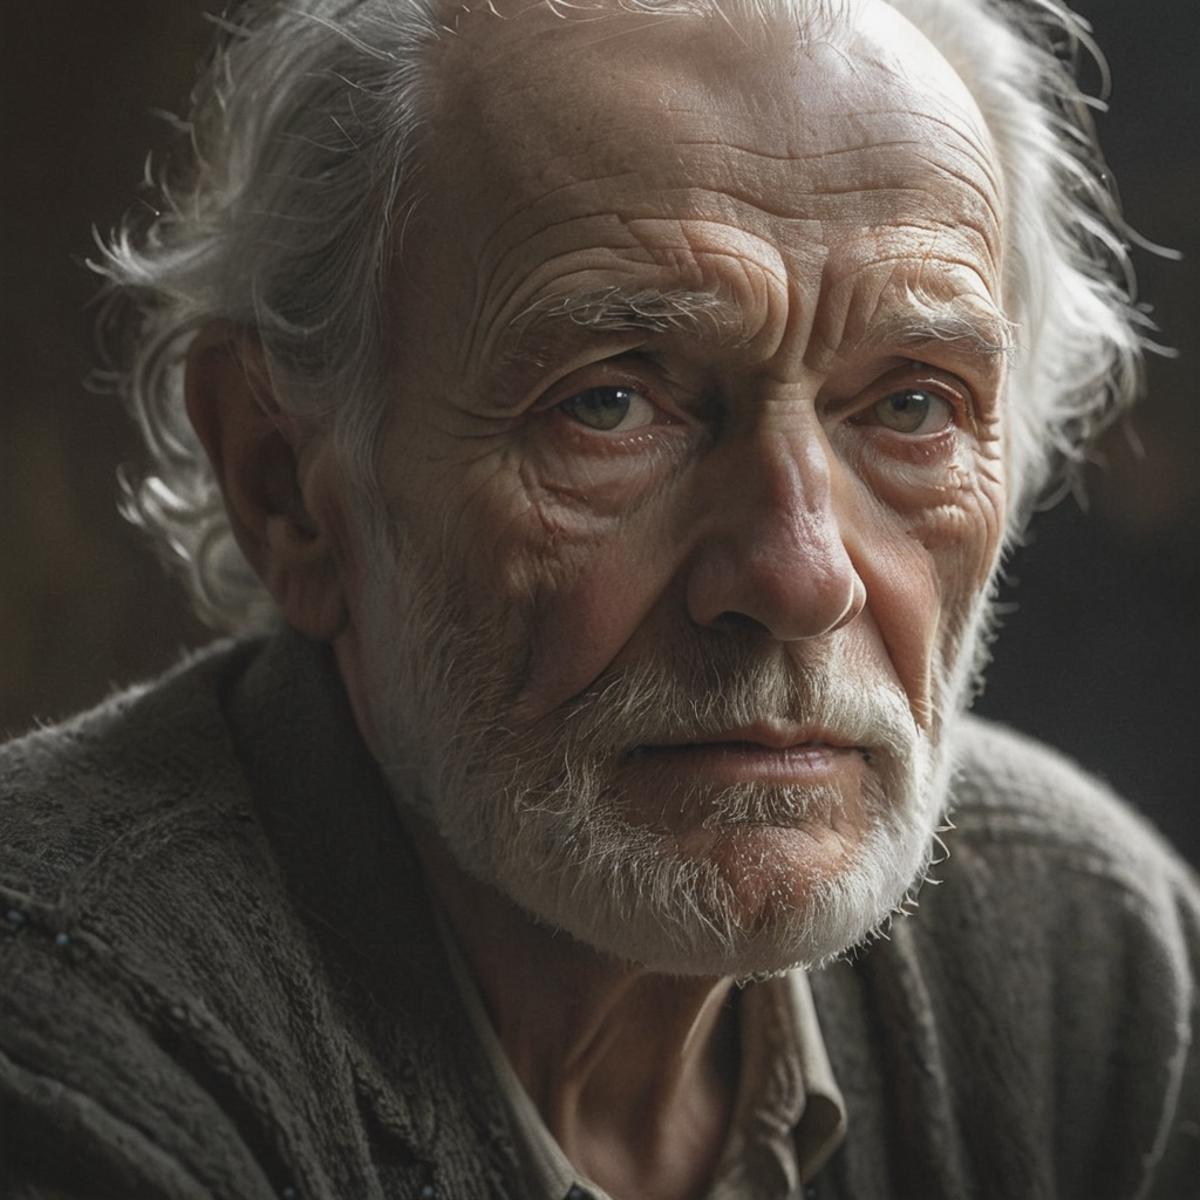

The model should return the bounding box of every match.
[184,325,348,639]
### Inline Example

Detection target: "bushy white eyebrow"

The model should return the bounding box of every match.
[852,299,1016,362]
[505,284,1014,374]
[509,285,741,342]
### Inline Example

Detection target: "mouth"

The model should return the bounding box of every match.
[632,721,864,753]
[624,723,869,786]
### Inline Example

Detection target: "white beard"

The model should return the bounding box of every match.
[357,522,964,979]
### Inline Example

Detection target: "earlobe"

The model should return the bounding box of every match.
[184,325,348,639]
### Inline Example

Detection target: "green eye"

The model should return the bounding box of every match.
[560,386,647,432]
[872,388,952,434]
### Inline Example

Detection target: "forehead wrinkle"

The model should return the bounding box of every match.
[673,134,966,170]
[665,96,999,178]
[805,245,1006,371]
[901,151,1003,251]
[891,107,1003,193]
[895,207,1002,281]
[664,121,996,190]
[458,191,649,364]
[904,137,1001,203]
[446,61,1003,265]
[424,4,1010,391]
[468,211,790,367]
[472,170,648,281]
[460,211,655,377]
[615,137,1002,237]
[906,153,1001,232]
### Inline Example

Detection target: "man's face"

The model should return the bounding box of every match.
[336,1,1008,974]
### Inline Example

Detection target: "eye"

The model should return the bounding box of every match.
[558,386,656,433]
[868,387,955,435]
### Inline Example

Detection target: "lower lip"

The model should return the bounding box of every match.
[628,742,863,786]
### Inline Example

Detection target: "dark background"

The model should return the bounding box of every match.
[2,2,1196,865]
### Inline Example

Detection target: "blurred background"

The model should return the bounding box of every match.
[1,1,1196,866]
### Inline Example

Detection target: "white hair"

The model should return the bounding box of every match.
[95,0,1152,630]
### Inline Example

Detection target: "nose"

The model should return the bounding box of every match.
[685,426,865,642]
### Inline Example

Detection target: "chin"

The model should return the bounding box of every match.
[486,817,939,979]
[447,750,948,979]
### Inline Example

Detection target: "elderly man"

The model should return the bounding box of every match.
[2,0,1197,1197]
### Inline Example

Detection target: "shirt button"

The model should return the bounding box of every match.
[566,1187,589,1200]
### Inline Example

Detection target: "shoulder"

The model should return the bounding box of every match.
[945,713,1199,921]
[0,640,287,1198]
[0,634,514,1198]
[932,714,1200,1010]
[811,718,1200,1193]
[0,638,262,908]
[898,716,1200,1192]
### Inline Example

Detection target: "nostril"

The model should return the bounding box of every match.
[829,576,867,633]
[712,611,771,636]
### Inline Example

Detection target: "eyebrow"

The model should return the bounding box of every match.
[499,285,744,370]
[849,298,1016,363]
[494,283,1014,386]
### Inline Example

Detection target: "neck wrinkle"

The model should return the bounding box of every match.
[411,816,740,1184]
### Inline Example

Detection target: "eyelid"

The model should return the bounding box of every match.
[856,363,975,426]
[532,354,680,421]
[559,386,657,436]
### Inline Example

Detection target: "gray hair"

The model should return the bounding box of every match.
[94,0,1153,630]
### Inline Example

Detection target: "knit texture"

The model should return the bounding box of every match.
[1,631,1197,1199]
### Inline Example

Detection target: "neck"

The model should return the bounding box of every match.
[410,821,740,1200]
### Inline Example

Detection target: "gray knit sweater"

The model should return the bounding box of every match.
[1,632,1197,1199]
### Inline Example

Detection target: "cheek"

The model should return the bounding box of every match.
[462,488,686,722]
[925,466,1006,680]
[851,449,1005,728]
[853,527,942,729]
[374,420,690,720]
[510,543,672,718]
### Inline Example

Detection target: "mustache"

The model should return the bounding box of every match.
[496,636,919,765]
[465,641,920,836]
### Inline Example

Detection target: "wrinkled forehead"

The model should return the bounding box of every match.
[437,0,989,129]
[417,0,1005,355]
[429,0,998,190]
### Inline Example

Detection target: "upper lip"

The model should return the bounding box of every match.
[641,722,859,752]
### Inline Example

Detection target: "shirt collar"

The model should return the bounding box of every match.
[432,902,846,1199]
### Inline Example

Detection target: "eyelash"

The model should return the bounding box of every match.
[537,365,690,442]
[536,359,976,447]
[849,356,976,424]
[548,398,688,463]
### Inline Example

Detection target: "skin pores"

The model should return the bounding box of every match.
[329,0,1008,974]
